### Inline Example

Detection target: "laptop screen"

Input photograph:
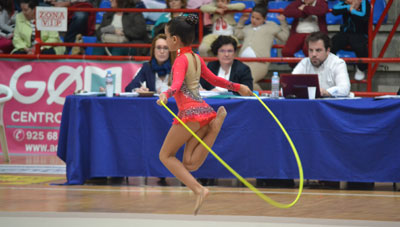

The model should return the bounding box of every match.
[280,74,321,99]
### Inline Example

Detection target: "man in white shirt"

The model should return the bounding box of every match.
[292,31,351,97]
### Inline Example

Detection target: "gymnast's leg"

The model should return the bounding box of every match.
[159,121,209,215]
[182,106,227,172]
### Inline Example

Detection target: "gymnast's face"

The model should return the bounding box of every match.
[308,39,330,67]
[165,26,175,51]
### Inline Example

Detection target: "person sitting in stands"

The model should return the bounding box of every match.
[200,35,253,95]
[94,0,149,56]
[198,0,245,57]
[152,0,187,38]
[331,0,370,81]
[282,0,328,67]
[234,3,289,90]
[12,0,65,55]
[187,0,213,36]
[0,0,15,54]
[292,31,350,97]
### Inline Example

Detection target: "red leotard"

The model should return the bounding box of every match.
[163,46,241,127]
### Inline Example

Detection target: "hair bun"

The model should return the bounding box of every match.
[185,14,199,26]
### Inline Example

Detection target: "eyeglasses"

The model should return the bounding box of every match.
[155,46,169,51]
[218,49,235,54]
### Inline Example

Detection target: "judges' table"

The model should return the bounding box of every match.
[57,95,400,185]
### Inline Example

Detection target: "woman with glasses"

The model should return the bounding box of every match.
[200,35,253,94]
[125,34,172,95]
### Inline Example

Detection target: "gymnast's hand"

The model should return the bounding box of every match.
[238,84,253,96]
[157,93,168,106]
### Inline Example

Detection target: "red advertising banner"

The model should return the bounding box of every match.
[0,59,142,155]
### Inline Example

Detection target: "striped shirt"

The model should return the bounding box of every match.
[30,20,35,44]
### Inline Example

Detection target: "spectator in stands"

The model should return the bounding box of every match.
[125,34,172,95]
[0,0,15,53]
[234,4,289,90]
[187,0,211,9]
[187,0,213,36]
[47,0,95,53]
[282,0,328,67]
[141,0,166,23]
[200,35,253,94]
[198,0,245,57]
[293,31,350,97]
[94,0,149,56]
[331,0,370,81]
[11,0,65,55]
[152,0,187,38]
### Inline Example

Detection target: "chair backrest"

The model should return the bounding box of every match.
[96,0,112,24]
[373,0,387,24]
[231,0,255,25]
[0,84,13,104]
[336,50,357,58]
[326,0,343,25]
[82,36,98,55]
[267,1,293,25]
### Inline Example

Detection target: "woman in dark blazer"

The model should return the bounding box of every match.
[125,34,172,94]
[200,35,253,95]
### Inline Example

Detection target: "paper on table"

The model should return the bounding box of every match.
[75,91,105,96]
[320,97,362,100]
[119,92,139,97]
[200,91,221,97]
[231,96,271,100]
[374,95,400,99]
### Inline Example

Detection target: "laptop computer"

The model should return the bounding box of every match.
[280,74,321,99]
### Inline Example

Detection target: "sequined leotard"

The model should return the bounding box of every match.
[163,46,241,127]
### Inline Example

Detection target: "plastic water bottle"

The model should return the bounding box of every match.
[105,70,113,97]
[271,71,280,99]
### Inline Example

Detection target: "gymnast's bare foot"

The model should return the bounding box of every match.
[194,187,209,215]
[209,106,227,133]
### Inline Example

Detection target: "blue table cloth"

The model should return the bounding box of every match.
[57,96,400,185]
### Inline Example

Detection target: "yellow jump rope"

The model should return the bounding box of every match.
[160,92,303,208]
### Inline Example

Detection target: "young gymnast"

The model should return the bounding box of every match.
[156,14,253,215]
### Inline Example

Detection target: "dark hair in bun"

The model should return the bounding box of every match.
[185,14,199,26]
[166,14,198,46]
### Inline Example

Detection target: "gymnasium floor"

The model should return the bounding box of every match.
[1,155,399,226]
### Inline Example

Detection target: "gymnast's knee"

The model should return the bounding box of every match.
[183,161,200,172]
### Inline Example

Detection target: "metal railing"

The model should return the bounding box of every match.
[0,3,399,92]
